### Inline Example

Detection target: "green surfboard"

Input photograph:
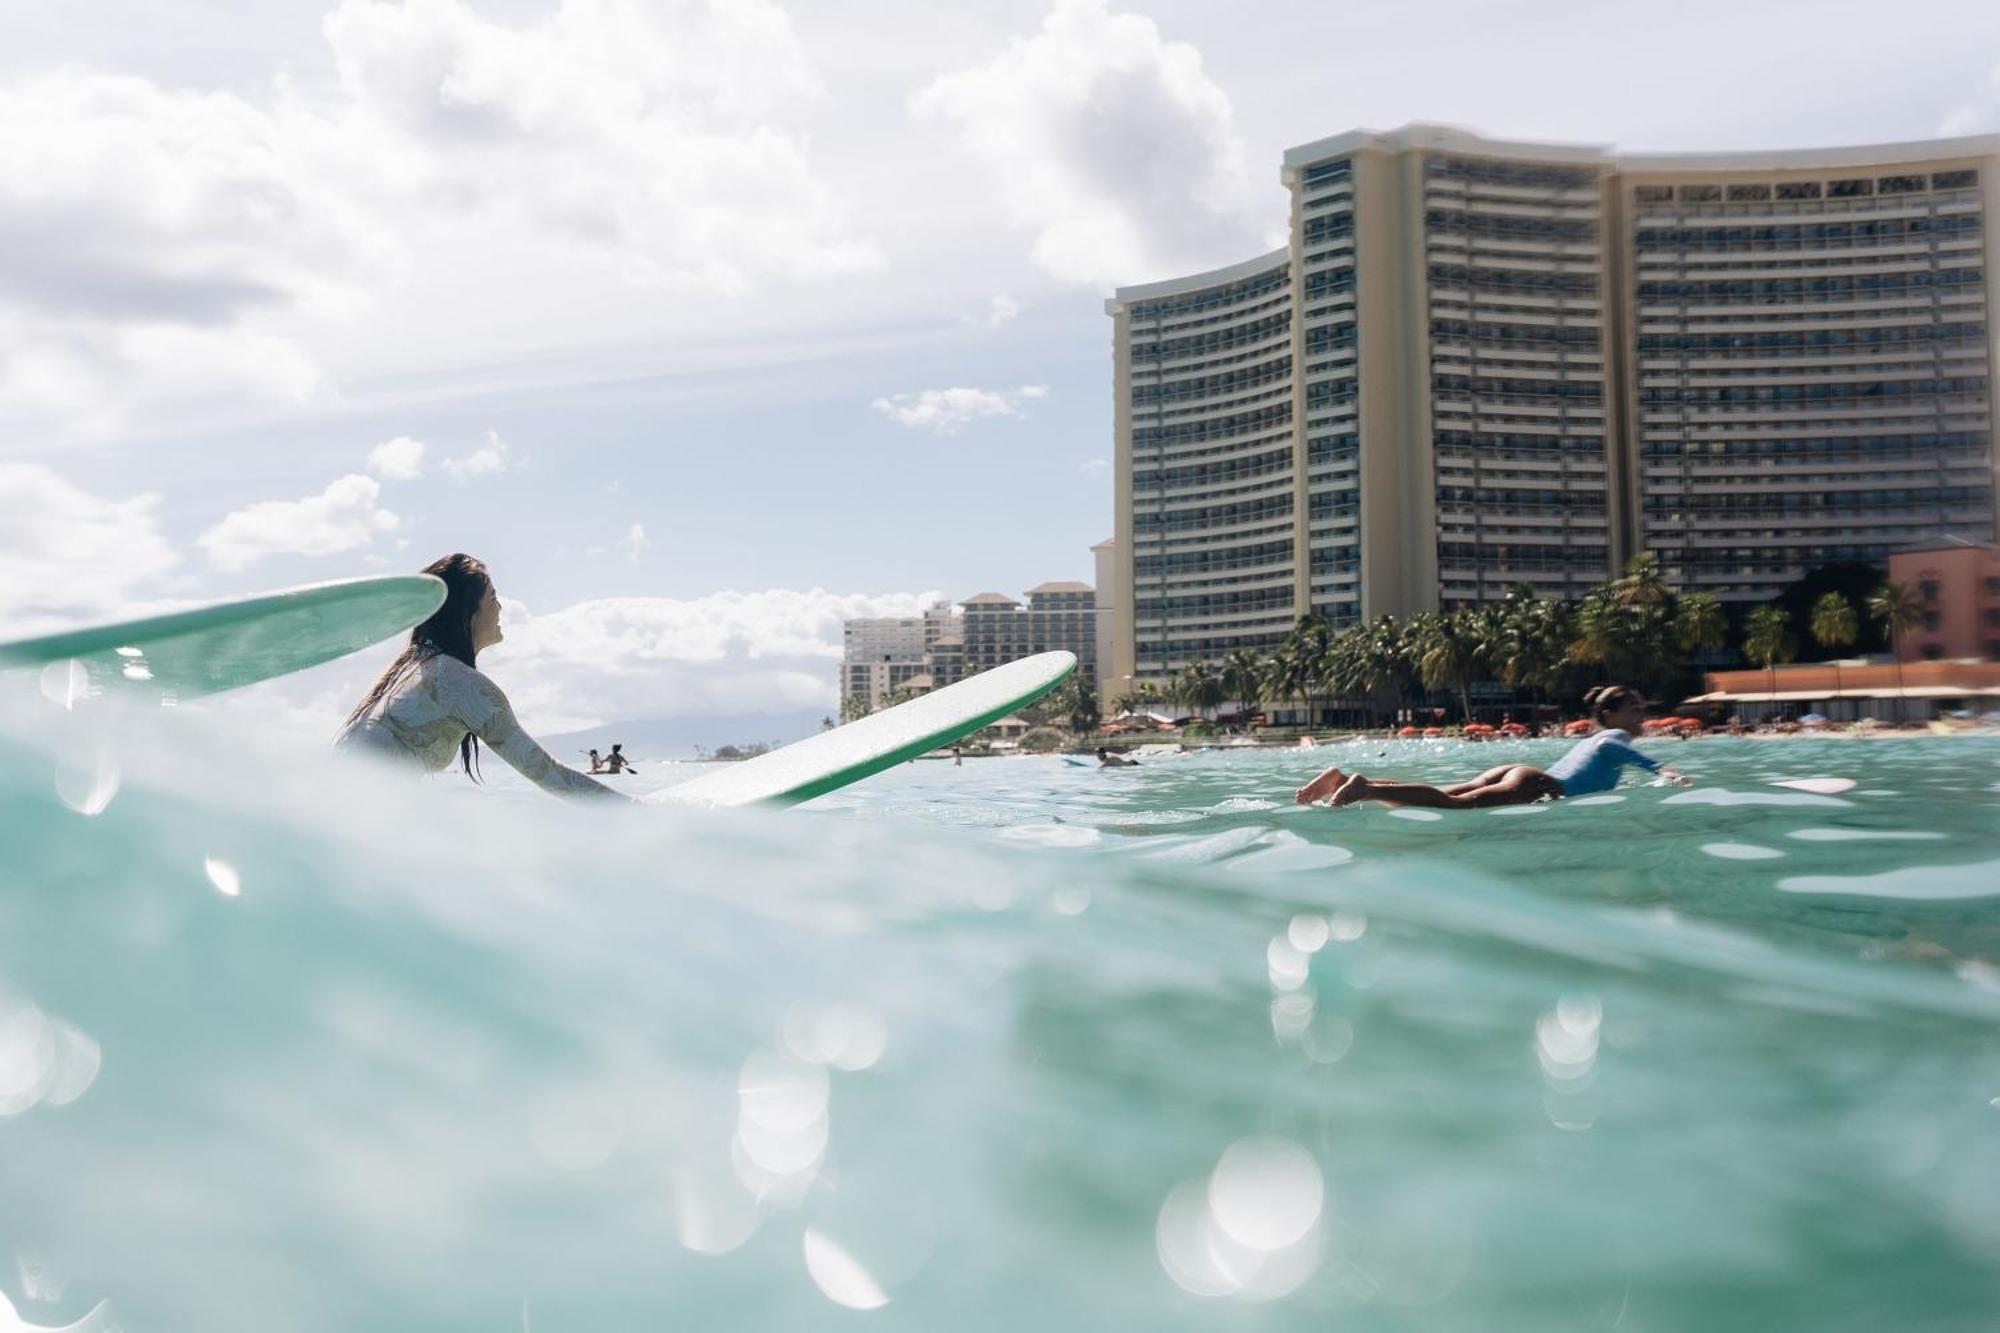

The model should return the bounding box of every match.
[651,650,1076,808]
[0,574,445,703]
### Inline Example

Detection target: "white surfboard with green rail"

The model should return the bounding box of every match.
[651,650,1076,808]
[0,575,446,704]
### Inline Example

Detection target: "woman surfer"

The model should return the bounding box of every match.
[336,554,623,800]
[1294,685,1690,810]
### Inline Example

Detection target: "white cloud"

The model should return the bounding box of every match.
[912,0,1262,287]
[871,384,1049,434]
[972,294,1023,327]
[616,523,650,563]
[1078,457,1109,477]
[488,588,941,732]
[441,430,512,481]
[0,0,880,443]
[198,473,400,571]
[0,463,179,630]
[366,435,427,480]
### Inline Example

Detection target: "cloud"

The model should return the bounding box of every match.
[1078,457,1109,477]
[0,0,880,443]
[487,588,942,732]
[0,463,179,630]
[971,294,1023,327]
[366,435,427,480]
[912,0,1262,287]
[441,430,512,481]
[617,523,650,563]
[198,473,400,571]
[871,384,1048,434]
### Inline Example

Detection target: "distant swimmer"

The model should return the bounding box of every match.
[603,743,637,774]
[1098,747,1138,767]
[1294,685,1689,810]
[586,748,605,773]
[335,554,624,801]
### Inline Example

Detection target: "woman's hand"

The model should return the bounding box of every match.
[1660,766,1693,787]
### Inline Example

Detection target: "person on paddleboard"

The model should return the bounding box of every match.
[336,554,624,800]
[603,743,637,774]
[1294,685,1690,810]
[1098,747,1138,767]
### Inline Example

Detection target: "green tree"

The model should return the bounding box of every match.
[1220,647,1266,720]
[1177,660,1227,720]
[1676,593,1727,655]
[1612,552,1672,608]
[1810,591,1858,710]
[1867,582,1925,721]
[1055,675,1101,735]
[1743,604,1796,714]
[1409,609,1484,722]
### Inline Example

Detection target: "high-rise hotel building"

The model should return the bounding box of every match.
[1107,125,2000,690]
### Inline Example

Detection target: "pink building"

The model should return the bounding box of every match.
[1888,540,2000,661]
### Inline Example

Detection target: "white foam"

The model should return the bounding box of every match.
[1564,794,1625,807]
[1387,809,1443,822]
[1664,789,1852,808]
[1699,843,1785,861]
[1787,828,1946,843]
[1778,859,2000,900]
[1226,832,1355,874]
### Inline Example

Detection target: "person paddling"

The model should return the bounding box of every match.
[336,554,624,801]
[602,743,637,774]
[1294,685,1689,810]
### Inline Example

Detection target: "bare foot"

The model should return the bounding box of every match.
[1294,766,1347,804]
[1328,773,1371,807]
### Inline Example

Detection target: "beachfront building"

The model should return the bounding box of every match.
[839,613,932,713]
[1690,657,2000,721]
[1108,125,2000,689]
[842,583,1101,711]
[1889,538,2000,660]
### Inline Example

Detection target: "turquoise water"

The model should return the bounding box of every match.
[4,706,2000,1330]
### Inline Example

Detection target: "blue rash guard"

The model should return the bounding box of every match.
[1543,728,1663,796]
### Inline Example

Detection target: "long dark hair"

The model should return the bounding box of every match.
[1582,684,1645,727]
[345,553,493,778]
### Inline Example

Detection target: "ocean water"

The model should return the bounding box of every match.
[3,704,1999,1331]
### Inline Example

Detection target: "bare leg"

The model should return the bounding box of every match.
[1441,764,1519,796]
[1294,765,1347,804]
[1332,766,1557,810]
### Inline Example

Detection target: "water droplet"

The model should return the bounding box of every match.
[204,857,241,897]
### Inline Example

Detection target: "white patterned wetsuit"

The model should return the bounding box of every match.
[1543,728,1663,797]
[335,653,616,799]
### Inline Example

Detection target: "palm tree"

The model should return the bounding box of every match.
[1261,646,1308,728]
[1677,593,1726,654]
[1612,553,1672,608]
[1055,675,1101,735]
[1409,610,1483,723]
[1220,647,1265,721]
[1867,582,1925,722]
[1743,604,1795,718]
[1810,591,1858,716]
[1178,660,1226,721]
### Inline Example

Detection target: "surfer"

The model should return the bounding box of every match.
[1294,685,1690,810]
[336,554,625,800]
[603,743,637,774]
[1098,747,1138,767]
[586,748,605,772]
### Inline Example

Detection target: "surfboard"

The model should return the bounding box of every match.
[0,574,445,704]
[652,651,1076,808]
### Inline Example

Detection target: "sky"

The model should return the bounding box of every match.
[4,0,1999,742]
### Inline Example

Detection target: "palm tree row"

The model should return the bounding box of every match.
[1113,557,1926,728]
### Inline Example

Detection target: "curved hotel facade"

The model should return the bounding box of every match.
[1107,125,2000,692]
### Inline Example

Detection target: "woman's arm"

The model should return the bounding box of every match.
[441,663,627,800]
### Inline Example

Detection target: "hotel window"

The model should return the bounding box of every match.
[1727,184,1771,202]
[1933,169,1979,190]
[1920,580,1940,601]
[1877,175,1925,195]
[1829,178,1873,197]
[1634,185,1674,204]
[1678,184,1721,202]
[1776,182,1822,200]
